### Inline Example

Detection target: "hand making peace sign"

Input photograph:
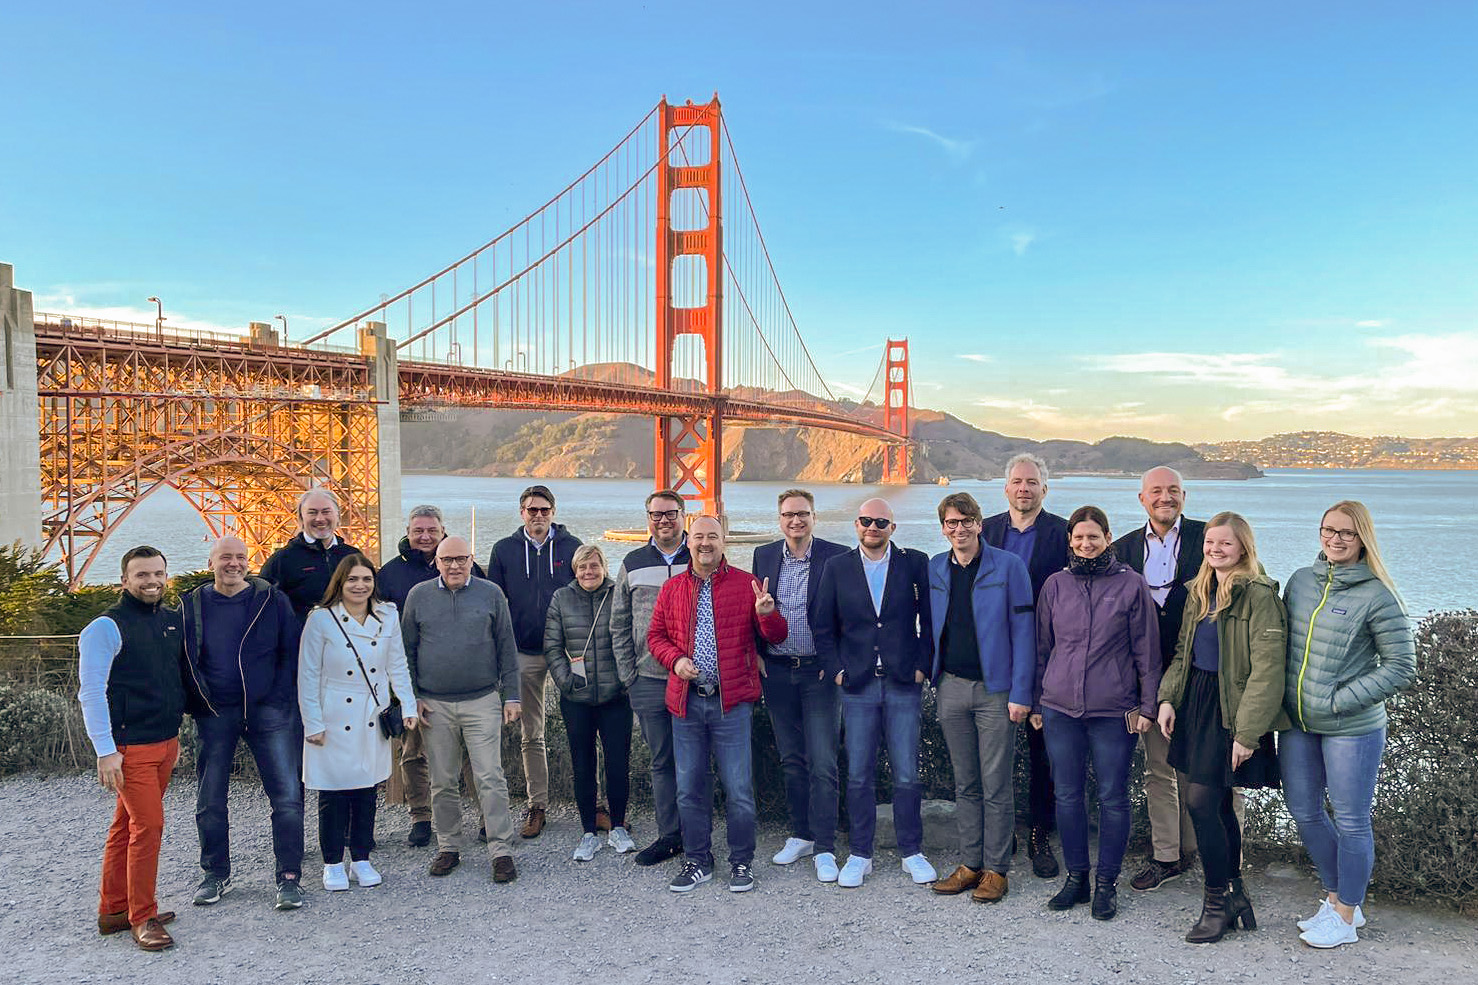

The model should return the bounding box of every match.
[752,577,775,615]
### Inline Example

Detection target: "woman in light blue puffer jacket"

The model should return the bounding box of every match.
[1280,500,1416,949]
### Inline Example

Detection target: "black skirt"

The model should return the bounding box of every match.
[1167,667,1280,789]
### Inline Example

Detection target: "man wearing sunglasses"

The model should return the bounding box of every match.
[815,498,935,889]
[487,484,582,839]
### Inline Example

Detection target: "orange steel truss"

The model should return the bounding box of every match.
[882,338,911,484]
[654,96,725,518]
[34,320,382,587]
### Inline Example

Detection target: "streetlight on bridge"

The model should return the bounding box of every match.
[146,296,165,341]
[274,313,288,345]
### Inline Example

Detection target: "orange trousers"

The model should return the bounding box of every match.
[98,738,178,926]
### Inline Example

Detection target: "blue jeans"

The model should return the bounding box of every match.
[671,694,756,870]
[841,677,923,858]
[1041,708,1138,882]
[761,659,841,853]
[1279,727,1385,907]
[195,701,304,881]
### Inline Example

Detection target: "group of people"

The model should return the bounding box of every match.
[77,458,1415,955]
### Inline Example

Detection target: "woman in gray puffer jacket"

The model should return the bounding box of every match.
[1281,500,1415,950]
[545,545,638,861]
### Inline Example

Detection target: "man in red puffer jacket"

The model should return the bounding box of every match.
[648,515,787,895]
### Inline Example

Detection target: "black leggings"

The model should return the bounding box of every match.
[561,694,632,834]
[318,787,377,863]
[1184,780,1241,888]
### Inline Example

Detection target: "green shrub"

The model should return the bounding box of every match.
[0,681,89,773]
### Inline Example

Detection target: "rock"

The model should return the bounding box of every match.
[872,799,958,851]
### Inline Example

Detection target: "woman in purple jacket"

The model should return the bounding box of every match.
[1031,505,1160,921]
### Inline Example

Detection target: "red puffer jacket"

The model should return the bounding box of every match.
[647,559,788,717]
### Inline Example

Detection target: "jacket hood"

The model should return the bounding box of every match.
[397,536,425,563]
[1310,557,1382,588]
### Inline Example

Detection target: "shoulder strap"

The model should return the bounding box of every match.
[331,610,381,706]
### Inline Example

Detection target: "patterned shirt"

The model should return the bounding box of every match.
[771,542,814,657]
[693,576,719,686]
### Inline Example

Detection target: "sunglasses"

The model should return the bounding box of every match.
[522,506,553,516]
[856,516,892,529]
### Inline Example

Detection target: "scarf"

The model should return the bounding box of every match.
[1067,551,1115,577]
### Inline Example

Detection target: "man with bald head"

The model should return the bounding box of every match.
[1112,466,1209,892]
[182,535,306,910]
[259,487,362,623]
[815,498,936,889]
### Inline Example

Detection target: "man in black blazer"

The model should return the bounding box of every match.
[751,489,850,882]
[1111,465,1208,892]
[815,498,935,890]
[981,452,1069,880]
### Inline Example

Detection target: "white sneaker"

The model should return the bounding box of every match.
[1300,909,1359,948]
[349,860,381,887]
[837,855,873,888]
[901,853,938,885]
[608,826,636,854]
[1298,899,1365,930]
[573,832,601,862]
[772,837,816,865]
[814,852,839,883]
[322,862,349,891]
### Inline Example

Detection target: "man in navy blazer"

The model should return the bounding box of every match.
[815,497,935,890]
[981,452,1069,879]
[751,489,850,883]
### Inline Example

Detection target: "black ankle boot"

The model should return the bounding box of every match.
[1091,874,1118,920]
[1227,876,1258,930]
[1047,870,1091,910]
[1185,885,1234,942]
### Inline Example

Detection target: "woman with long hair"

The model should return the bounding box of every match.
[1032,505,1160,921]
[1156,512,1289,943]
[1281,501,1415,948]
[299,553,418,892]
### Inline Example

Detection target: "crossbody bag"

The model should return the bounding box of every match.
[333,610,405,740]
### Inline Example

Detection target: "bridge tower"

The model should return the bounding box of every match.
[654,96,724,518]
[0,263,43,549]
[882,338,911,484]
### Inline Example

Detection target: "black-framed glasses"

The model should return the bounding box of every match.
[437,555,472,566]
[780,510,812,520]
[647,509,681,521]
[522,506,553,516]
[857,516,892,529]
[1318,525,1359,542]
[942,517,979,530]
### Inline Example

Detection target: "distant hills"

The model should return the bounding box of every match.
[1197,431,1478,470]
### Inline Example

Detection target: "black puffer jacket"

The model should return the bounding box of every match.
[543,577,633,705]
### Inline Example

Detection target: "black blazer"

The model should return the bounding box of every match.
[981,510,1070,604]
[1112,517,1207,667]
[814,546,933,690]
[750,537,849,660]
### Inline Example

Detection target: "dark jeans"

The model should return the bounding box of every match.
[561,693,633,833]
[671,694,756,870]
[194,701,304,881]
[630,676,680,841]
[1041,708,1138,882]
[1026,718,1055,831]
[1280,726,1385,907]
[1185,779,1242,888]
[841,677,923,859]
[761,659,840,853]
[318,788,377,863]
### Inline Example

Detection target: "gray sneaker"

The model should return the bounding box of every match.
[572,832,601,862]
[193,873,232,906]
[274,877,304,910]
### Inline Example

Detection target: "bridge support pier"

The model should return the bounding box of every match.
[360,320,401,564]
[0,263,42,550]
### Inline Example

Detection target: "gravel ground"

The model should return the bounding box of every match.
[3,773,1474,985]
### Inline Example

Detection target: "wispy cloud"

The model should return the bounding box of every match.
[885,122,977,163]
[1356,319,1387,328]
[1010,231,1037,256]
[960,353,993,363]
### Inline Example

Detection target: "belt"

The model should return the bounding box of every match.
[777,654,817,669]
[692,682,719,698]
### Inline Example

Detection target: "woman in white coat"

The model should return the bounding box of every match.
[299,554,418,891]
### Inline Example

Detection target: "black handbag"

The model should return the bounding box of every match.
[333,609,406,740]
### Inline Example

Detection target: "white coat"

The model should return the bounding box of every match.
[298,602,416,791]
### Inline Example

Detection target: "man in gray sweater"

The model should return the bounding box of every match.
[402,536,522,884]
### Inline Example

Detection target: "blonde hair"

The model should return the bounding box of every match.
[571,543,608,577]
[1324,500,1404,608]
[1187,512,1260,622]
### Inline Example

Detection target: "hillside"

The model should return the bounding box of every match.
[1197,431,1478,469]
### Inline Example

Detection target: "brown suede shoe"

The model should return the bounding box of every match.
[428,851,460,877]
[492,855,518,883]
[520,806,546,839]
[972,870,1009,903]
[131,917,174,951]
[99,910,175,936]
[594,805,612,832]
[932,865,983,895]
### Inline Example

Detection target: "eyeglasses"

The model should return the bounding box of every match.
[647,509,681,521]
[1318,526,1359,543]
[780,510,812,520]
[942,517,979,530]
[437,555,472,566]
[522,506,553,516]
[857,516,892,529]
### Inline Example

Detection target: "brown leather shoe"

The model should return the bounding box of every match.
[932,865,983,895]
[99,910,175,936]
[972,870,1009,903]
[520,806,546,838]
[492,855,518,883]
[131,917,174,951]
[428,851,460,877]
[594,805,612,832]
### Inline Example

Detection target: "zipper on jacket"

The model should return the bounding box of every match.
[235,590,270,733]
[1295,566,1334,730]
[183,595,219,718]
[1082,574,1096,717]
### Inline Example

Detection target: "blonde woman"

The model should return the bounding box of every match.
[1281,501,1416,948]
[1156,512,1288,943]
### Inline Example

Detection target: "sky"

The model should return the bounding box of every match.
[5,1,1477,443]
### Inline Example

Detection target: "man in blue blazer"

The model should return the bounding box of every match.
[815,497,935,890]
[981,452,1069,879]
[751,489,850,883]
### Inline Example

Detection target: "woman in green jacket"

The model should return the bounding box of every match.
[1157,512,1288,944]
[1280,501,1416,949]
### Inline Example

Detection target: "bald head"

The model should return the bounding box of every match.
[854,497,896,557]
[208,535,251,594]
[1139,465,1186,534]
[435,536,475,589]
[689,515,726,577]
